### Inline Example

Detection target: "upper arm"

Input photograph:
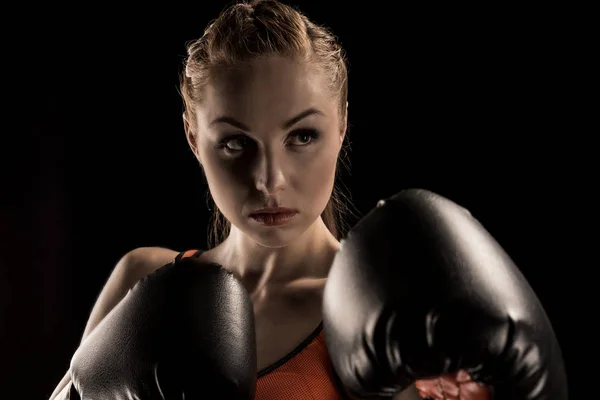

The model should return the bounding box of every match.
[80,246,178,343]
[49,246,178,399]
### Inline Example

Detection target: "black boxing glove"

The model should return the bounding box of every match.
[69,257,256,400]
[323,189,568,399]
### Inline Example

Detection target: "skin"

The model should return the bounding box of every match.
[184,56,346,287]
[184,54,346,371]
[184,55,486,400]
[49,55,479,400]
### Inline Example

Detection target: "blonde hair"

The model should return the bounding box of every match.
[180,0,355,247]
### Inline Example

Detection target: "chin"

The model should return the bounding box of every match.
[242,218,310,249]
[248,228,298,249]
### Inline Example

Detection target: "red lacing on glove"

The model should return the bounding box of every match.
[415,370,492,400]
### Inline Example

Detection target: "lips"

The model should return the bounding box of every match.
[249,208,298,226]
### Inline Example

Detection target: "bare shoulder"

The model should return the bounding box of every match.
[78,246,181,343]
[121,246,180,286]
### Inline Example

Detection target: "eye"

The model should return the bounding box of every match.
[288,129,319,146]
[219,135,252,153]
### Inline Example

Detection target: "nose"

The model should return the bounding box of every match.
[254,148,286,195]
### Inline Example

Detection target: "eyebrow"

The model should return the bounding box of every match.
[210,108,324,131]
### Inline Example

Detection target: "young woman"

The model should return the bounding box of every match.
[50,1,489,398]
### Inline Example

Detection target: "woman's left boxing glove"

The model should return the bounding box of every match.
[323,189,568,400]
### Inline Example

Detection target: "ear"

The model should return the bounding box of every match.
[339,101,348,145]
[183,113,202,163]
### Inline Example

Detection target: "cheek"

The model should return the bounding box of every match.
[295,143,339,205]
[201,151,248,217]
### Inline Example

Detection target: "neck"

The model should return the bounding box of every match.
[217,217,339,289]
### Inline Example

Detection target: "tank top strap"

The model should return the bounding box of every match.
[174,249,204,262]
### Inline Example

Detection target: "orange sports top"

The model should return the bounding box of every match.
[177,249,348,400]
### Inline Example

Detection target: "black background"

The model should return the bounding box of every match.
[4,2,589,398]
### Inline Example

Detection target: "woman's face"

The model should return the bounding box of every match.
[186,56,347,248]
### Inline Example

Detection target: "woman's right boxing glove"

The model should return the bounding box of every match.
[69,257,257,400]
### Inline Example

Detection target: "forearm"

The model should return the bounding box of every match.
[392,385,422,400]
[48,371,71,400]
[345,384,422,400]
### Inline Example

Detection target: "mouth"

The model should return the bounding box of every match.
[249,208,298,227]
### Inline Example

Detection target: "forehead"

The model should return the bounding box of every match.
[197,57,336,128]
